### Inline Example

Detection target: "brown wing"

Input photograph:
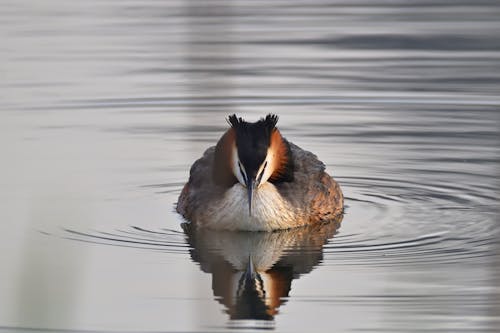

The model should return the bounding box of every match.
[275,142,344,223]
[176,146,223,220]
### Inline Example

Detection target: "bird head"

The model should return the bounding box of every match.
[213,114,293,215]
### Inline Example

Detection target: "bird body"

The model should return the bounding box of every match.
[177,114,343,231]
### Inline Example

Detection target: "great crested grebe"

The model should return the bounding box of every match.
[176,114,343,231]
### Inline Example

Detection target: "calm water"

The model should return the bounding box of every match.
[2,1,500,332]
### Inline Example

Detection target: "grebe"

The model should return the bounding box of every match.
[176,114,343,231]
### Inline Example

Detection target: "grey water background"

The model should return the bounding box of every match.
[1,0,500,332]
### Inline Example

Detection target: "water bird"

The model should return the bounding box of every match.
[177,114,343,231]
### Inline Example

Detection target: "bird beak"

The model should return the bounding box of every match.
[246,177,257,216]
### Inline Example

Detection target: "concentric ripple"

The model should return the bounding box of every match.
[62,226,189,254]
[59,167,498,269]
[322,174,499,267]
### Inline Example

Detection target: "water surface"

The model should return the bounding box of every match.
[1,1,500,332]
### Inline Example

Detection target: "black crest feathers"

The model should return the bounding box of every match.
[227,114,278,133]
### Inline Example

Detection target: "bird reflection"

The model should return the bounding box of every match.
[183,216,342,321]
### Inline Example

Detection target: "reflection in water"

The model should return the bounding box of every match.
[183,216,342,321]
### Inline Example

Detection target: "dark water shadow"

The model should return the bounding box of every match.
[183,216,342,324]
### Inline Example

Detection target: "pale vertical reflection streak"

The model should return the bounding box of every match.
[184,0,237,329]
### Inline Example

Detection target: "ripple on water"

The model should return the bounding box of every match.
[62,226,189,254]
[324,174,498,267]
[59,168,497,270]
